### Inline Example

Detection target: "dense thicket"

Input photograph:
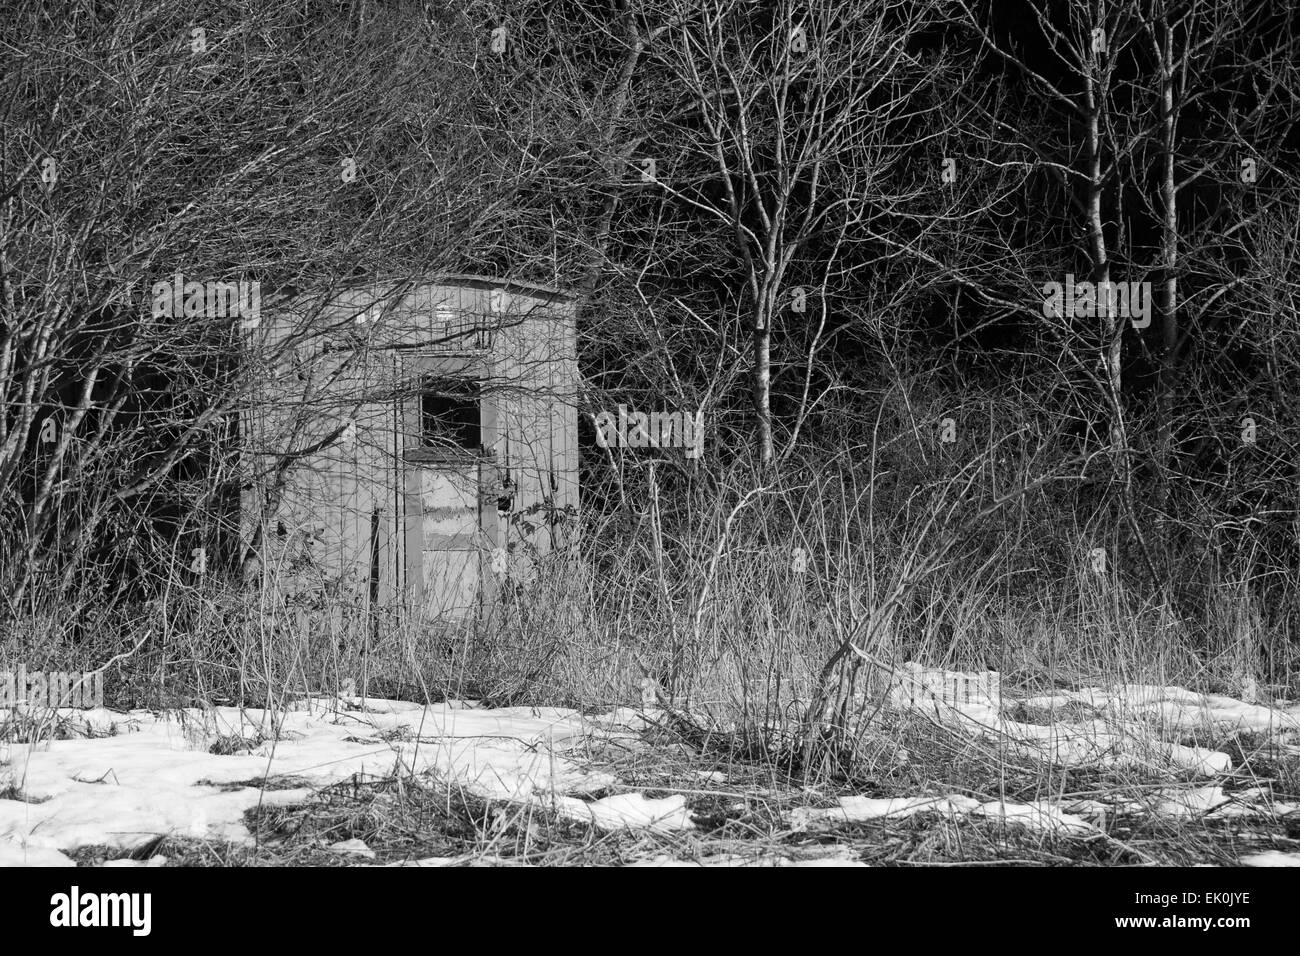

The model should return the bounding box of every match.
[2,0,1297,701]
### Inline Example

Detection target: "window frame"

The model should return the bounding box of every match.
[401,354,493,467]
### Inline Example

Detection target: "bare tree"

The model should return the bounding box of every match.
[652,0,954,463]
[0,2,562,616]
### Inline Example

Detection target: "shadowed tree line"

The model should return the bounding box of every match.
[1,0,1297,700]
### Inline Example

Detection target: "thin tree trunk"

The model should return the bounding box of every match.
[1085,62,1127,489]
[1154,16,1179,515]
[753,317,773,464]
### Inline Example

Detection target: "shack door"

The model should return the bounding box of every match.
[401,357,498,619]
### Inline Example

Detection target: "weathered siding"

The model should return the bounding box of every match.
[240,278,577,619]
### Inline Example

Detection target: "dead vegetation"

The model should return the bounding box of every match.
[26,698,1296,868]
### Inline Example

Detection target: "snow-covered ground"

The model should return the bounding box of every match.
[2,672,1299,866]
[0,699,617,865]
[887,662,1300,776]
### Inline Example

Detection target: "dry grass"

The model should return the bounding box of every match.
[4,420,1299,866]
[50,708,1300,867]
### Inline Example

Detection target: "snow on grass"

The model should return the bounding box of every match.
[328,838,376,859]
[380,854,520,867]
[1239,850,1300,867]
[1024,686,1300,735]
[554,793,694,833]
[790,794,1094,835]
[1,676,1297,864]
[386,847,869,867]
[0,698,614,857]
[628,846,868,867]
[100,856,168,867]
[972,800,1094,835]
[0,839,75,866]
[1061,784,1300,824]
[1148,785,1299,819]
[790,794,981,829]
[888,667,1250,776]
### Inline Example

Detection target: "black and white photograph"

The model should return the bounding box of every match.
[0,0,1296,928]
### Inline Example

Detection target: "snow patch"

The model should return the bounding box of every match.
[884,667,1276,776]
[628,846,867,867]
[0,698,616,855]
[1240,850,1300,867]
[790,794,1093,835]
[554,793,694,833]
[0,837,74,866]
[100,855,168,867]
[790,794,981,828]
[328,838,376,859]
[972,800,1094,835]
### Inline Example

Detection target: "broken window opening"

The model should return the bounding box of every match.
[420,376,482,455]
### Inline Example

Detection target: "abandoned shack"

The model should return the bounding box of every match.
[238,276,578,621]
